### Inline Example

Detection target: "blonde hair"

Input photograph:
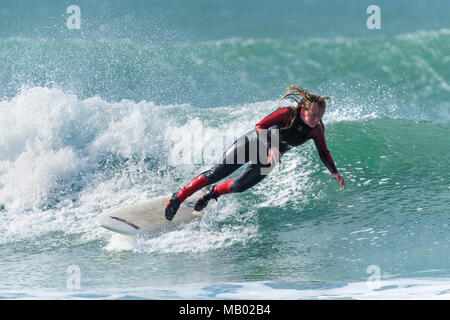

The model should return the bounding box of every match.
[279,85,330,130]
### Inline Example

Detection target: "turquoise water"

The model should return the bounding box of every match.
[0,1,449,299]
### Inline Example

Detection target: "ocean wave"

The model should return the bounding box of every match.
[0,86,448,262]
[1,277,449,300]
[1,27,449,115]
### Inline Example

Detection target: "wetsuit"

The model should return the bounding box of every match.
[174,107,338,202]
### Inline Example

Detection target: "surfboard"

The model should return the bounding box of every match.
[97,191,205,235]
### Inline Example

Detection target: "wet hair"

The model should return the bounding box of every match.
[279,85,330,130]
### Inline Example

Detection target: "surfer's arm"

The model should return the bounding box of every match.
[312,127,338,174]
[312,128,346,188]
[255,107,292,149]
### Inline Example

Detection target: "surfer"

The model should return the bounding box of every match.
[165,85,346,220]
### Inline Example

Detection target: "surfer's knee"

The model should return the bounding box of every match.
[199,170,213,184]
[229,181,249,193]
[200,164,227,185]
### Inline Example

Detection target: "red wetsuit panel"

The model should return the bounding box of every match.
[255,107,292,132]
[176,174,209,202]
[213,178,234,196]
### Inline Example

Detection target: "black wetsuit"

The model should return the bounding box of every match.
[200,107,338,194]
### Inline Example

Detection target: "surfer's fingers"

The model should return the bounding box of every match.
[339,177,346,188]
[272,152,280,164]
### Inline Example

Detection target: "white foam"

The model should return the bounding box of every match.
[213,278,450,300]
[104,200,258,254]
[2,277,449,300]
[105,224,257,254]
[0,86,170,242]
[0,86,378,245]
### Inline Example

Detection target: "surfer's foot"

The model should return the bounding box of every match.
[194,186,218,212]
[165,192,181,221]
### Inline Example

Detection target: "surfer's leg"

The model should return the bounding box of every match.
[201,163,242,185]
[184,163,243,213]
[175,135,249,202]
[193,163,271,212]
[166,173,211,220]
[194,162,272,212]
[167,133,251,218]
[166,142,244,220]
[213,162,272,196]
[194,132,272,211]
[175,162,242,204]
[166,166,242,220]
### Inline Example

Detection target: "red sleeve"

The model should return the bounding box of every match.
[255,107,292,132]
[311,126,338,174]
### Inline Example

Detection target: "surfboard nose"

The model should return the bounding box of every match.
[97,191,205,235]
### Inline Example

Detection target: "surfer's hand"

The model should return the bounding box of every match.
[333,173,346,189]
[268,146,281,165]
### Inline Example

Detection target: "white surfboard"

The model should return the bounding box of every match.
[97,191,205,235]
